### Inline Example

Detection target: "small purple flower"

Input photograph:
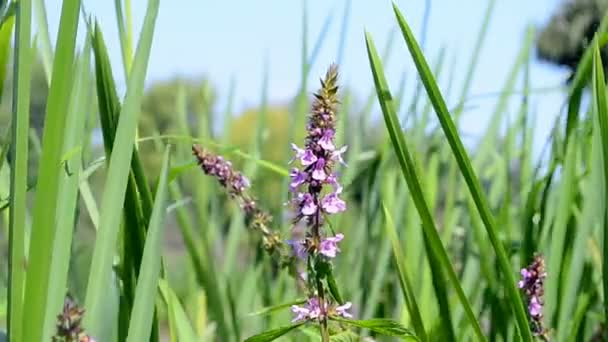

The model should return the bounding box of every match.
[291,144,317,166]
[335,302,353,318]
[518,254,547,336]
[321,191,346,214]
[529,296,542,317]
[319,233,344,258]
[518,268,531,288]
[291,297,323,322]
[312,158,327,181]
[289,168,308,191]
[318,129,335,151]
[286,239,307,259]
[331,145,348,166]
[300,193,317,216]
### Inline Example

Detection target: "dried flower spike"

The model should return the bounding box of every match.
[52,296,96,342]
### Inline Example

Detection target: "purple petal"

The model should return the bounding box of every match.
[301,149,318,166]
[286,239,308,259]
[335,302,353,318]
[301,194,318,216]
[289,168,308,191]
[312,158,327,181]
[319,129,335,151]
[291,305,310,322]
[529,297,542,317]
[319,234,344,258]
[321,192,346,214]
[331,145,348,166]
[289,143,305,164]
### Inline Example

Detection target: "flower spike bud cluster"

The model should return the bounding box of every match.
[192,145,283,254]
[518,254,549,339]
[52,296,96,342]
[288,64,352,323]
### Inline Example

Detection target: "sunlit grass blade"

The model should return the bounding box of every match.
[565,12,608,147]
[32,0,52,81]
[0,10,14,100]
[159,279,199,342]
[591,41,608,326]
[126,146,170,342]
[382,204,427,341]
[20,1,80,340]
[7,0,30,340]
[389,4,532,340]
[364,31,485,341]
[43,39,92,339]
[544,137,577,326]
[83,0,159,334]
[114,0,133,77]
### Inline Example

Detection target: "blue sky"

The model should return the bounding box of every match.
[44,0,568,151]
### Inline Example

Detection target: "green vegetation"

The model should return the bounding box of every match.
[1,0,608,341]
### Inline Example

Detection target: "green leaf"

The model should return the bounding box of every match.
[20,0,81,340]
[7,0,30,340]
[43,38,93,338]
[248,299,307,316]
[244,323,306,342]
[592,40,608,326]
[330,318,418,340]
[158,279,199,342]
[382,204,427,341]
[364,30,484,341]
[126,146,171,342]
[83,0,159,335]
[389,4,533,341]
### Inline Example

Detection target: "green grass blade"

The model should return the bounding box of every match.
[382,204,427,341]
[592,41,608,326]
[7,0,31,340]
[83,0,159,334]
[159,279,199,342]
[43,39,92,339]
[32,0,52,82]
[364,31,485,341]
[544,137,577,326]
[0,11,14,100]
[389,4,532,340]
[114,0,133,77]
[126,146,171,342]
[20,1,80,340]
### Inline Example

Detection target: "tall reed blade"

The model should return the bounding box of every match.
[20,1,80,340]
[364,31,486,341]
[592,41,608,327]
[7,1,30,341]
[83,0,159,335]
[389,4,532,340]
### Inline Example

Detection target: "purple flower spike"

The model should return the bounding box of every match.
[318,129,335,151]
[321,191,346,214]
[319,233,344,258]
[289,168,308,191]
[312,158,327,181]
[335,302,353,318]
[300,193,317,216]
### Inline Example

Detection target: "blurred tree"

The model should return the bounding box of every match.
[537,0,608,77]
[139,77,215,137]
